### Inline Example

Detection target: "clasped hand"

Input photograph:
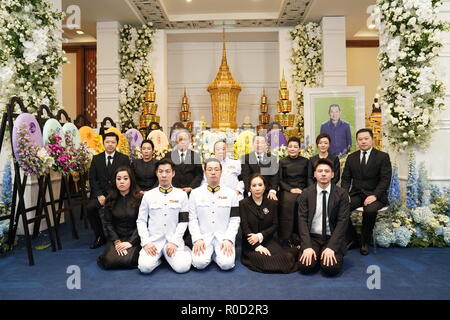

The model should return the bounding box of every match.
[115,241,132,256]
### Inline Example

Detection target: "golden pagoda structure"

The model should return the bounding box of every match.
[180,88,193,132]
[207,29,241,130]
[139,78,160,136]
[369,96,383,150]
[274,71,298,138]
[257,89,270,132]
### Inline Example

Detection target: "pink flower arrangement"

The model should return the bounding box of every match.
[46,131,75,174]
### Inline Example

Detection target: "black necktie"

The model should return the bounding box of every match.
[361,151,367,167]
[180,152,185,164]
[322,190,327,239]
[107,155,112,168]
[257,155,261,165]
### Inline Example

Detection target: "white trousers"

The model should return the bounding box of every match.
[191,239,235,271]
[138,244,192,274]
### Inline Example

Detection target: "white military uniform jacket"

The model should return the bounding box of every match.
[188,184,240,247]
[137,186,189,251]
[201,158,244,195]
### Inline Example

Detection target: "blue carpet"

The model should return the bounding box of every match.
[1,217,449,300]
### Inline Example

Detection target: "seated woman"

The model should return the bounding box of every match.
[307,133,340,186]
[239,174,299,273]
[97,166,143,269]
[278,137,310,246]
[131,140,158,192]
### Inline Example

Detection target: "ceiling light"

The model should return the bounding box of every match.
[186,0,192,2]
[76,30,84,35]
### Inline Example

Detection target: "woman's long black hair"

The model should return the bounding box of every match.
[105,165,142,209]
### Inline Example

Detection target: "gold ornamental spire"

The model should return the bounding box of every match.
[207,27,242,130]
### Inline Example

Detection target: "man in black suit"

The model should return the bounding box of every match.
[87,132,130,249]
[297,158,349,277]
[167,128,203,193]
[241,135,279,200]
[341,128,392,255]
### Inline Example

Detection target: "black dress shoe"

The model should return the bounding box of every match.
[90,236,105,249]
[360,243,369,255]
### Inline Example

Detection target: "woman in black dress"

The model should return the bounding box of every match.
[131,139,157,192]
[239,174,298,273]
[278,137,310,246]
[307,133,340,186]
[97,166,143,269]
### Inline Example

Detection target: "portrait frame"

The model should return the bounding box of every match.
[304,86,365,155]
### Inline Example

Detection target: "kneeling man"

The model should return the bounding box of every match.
[137,158,192,273]
[297,158,349,276]
[189,158,240,270]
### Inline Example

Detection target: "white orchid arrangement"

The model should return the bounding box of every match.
[119,23,155,129]
[290,22,323,135]
[0,0,66,114]
[372,0,448,150]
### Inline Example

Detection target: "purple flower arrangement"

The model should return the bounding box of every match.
[64,131,93,174]
[16,124,54,177]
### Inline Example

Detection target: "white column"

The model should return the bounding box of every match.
[321,16,347,86]
[149,30,168,133]
[96,21,121,128]
[396,0,450,187]
[49,0,63,107]
[278,27,295,113]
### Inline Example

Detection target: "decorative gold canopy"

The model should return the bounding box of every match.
[207,29,242,130]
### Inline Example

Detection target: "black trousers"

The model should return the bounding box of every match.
[298,234,343,277]
[347,194,385,245]
[278,191,300,244]
[87,198,105,239]
[97,242,140,270]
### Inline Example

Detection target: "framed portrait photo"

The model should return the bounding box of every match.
[304,86,365,156]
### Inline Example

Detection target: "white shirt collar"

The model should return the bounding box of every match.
[360,147,373,159]
[316,183,331,195]
[105,151,115,159]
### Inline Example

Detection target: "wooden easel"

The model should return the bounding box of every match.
[0,97,58,265]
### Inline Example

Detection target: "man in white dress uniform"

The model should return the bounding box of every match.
[189,158,241,270]
[201,140,244,200]
[137,158,192,273]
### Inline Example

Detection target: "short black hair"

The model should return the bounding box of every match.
[314,158,334,172]
[204,157,222,170]
[141,139,154,149]
[356,128,373,138]
[155,158,175,171]
[316,133,331,145]
[287,137,301,147]
[103,132,119,143]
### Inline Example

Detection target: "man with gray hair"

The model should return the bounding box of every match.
[166,128,203,194]
[320,104,352,156]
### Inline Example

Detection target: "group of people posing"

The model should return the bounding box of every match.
[87,127,391,277]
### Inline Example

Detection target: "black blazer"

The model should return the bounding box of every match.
[297,184,350,254]
[307,153,341,186]
[89,151,130,198]
[167,149,203,189]
[239,197,278,251]
[241,152,279,193]
[341,148,392,204]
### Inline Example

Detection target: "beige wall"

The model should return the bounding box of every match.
[62,52,77,120]
[346,47,380,125]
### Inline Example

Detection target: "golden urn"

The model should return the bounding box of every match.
[139,78,160,134]
[207,31,241,130]
[257,89,270,132]
[180,88,193,132]
[274,71,295,128]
